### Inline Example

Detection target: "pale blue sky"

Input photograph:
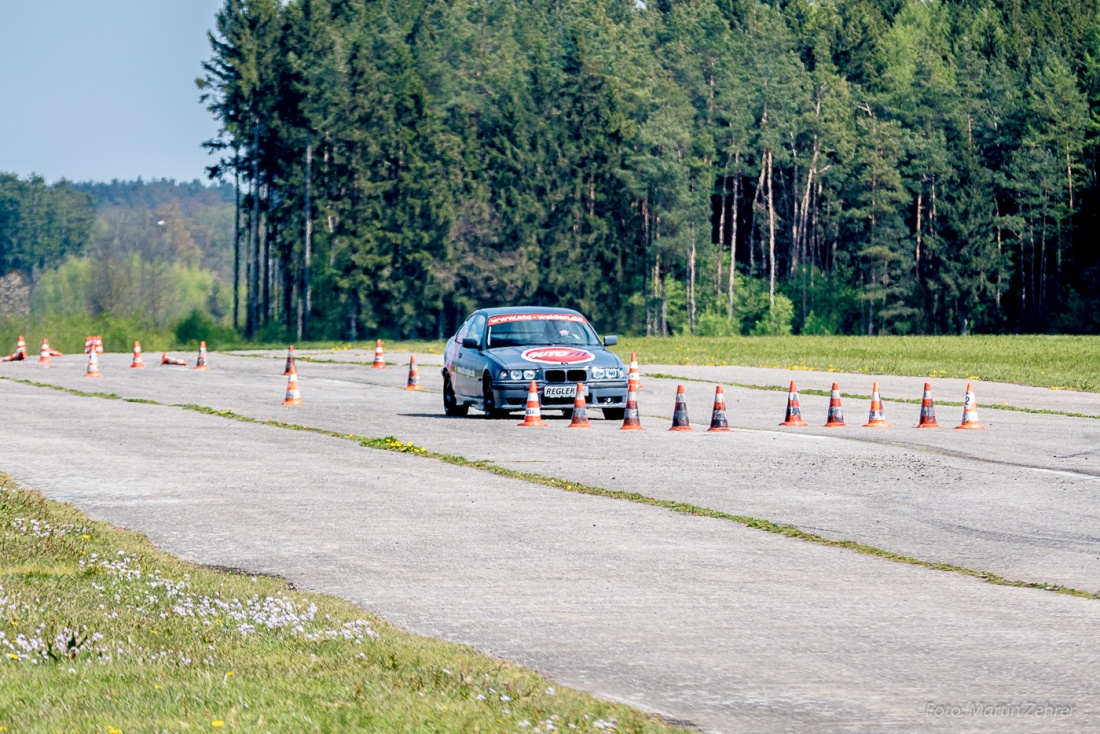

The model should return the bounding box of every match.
[0,1,226,183]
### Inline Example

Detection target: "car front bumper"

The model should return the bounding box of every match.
[493,381,629,410]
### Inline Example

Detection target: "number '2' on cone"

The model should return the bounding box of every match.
[956,382,986,429]
[823,383,846,427]
[567,383,591,428]
[862,382,891,427]
[669,385,692,431]
[517,381,548,427]
[779,381,808,426]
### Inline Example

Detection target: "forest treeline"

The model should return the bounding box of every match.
[198,0,1100,339]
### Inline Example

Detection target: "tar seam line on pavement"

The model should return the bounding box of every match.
[4,373,1098,603]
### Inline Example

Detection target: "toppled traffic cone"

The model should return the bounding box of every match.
[0,354,11,363]
[620,382,643,430]
[371,339,385,369]
[916,383,940,428]
[707,385,731,432]
[567,383,591,428]
[517,380,548,427]
[956,382,986,430]
[161,353,188,366]
[778,381,809,426]
[48,346,63,357]
[130,341,146,369]
[282,364,303,405]
[84,350,102,378]
[38,339,51,367]
[669,385,692,431]
[194,341,209,371]
[862,382,891,427]
[823,383,846,427]
[284,345,296,376]
[404,355,423,391]
[627,352,644,389]
[14,335,26,360]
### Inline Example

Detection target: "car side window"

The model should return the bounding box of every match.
[467,314,487,346]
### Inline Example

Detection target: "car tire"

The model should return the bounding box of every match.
[443,374,468,417]
[602,407,625,421]
[482,375,505,419]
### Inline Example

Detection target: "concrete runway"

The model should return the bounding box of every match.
[1,350,1097,732]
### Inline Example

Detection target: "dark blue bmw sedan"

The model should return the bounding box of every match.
[442,307,629,419]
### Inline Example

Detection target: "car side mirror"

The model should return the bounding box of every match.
[603,335,618,347]
[461,336,480,349]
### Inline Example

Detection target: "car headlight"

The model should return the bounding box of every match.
[591,367,605,379]
[509,369,524,381]
[522,369,537,380]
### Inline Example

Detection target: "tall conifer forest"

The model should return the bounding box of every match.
[198,0,1100,339]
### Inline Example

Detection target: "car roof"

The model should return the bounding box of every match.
[476,306,586,318]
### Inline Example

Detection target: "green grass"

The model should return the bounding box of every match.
[0,475,684,732]
[613,335,1100,392]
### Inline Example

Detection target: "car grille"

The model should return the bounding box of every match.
[545,369,587,383]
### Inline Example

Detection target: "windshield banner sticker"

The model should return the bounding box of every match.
[520,348,595,364]
[488,313,587,326]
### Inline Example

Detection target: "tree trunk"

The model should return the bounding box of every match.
[300,133,313,341]
[689,222,697,333]
[248,122,261,338]
[233,161,241,332]
[766,149,776,308]
[728,160,740,320]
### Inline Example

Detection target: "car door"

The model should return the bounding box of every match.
[454,312,488,398]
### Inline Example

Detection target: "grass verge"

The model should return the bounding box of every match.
[613,335,1100,393]
[4,375,1097,605]
[0,474,685,733]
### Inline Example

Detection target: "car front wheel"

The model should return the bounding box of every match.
[482,375,505,419]
[443,374,468,417]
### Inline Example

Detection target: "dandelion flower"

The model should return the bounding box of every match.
[212,721,225,728]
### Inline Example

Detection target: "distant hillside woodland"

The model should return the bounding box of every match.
[0,176,235,344]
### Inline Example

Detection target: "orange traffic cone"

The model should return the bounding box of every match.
[627,352,644,389]
[282,364,303,405]
[862,382,891,427]
[84,350,102,378]
[284,345,296,376]
[405,355,423,391]
[38,339,51,367]
[130,341,145,369]
[194,341,209,370]
[779,381,809,426]
[95,336,103,355]
[956,382,986,430]
[567,383,591,428]
[823,383,846,427]
[620,382,644,430]
[0,353,11,363]
[916,383,940,428]
[371,339,385,369]
[161,353,187,366]
[517,381,548,427]
[84,336,93,354]
[707,385,732,432]
[669,385,692,431]
[14,335,26,360]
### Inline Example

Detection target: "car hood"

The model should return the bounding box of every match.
[483,345,623,369]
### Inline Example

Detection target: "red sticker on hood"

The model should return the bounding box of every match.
[520,348,595,364]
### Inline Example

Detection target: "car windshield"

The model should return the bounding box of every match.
[486,316,601,348]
